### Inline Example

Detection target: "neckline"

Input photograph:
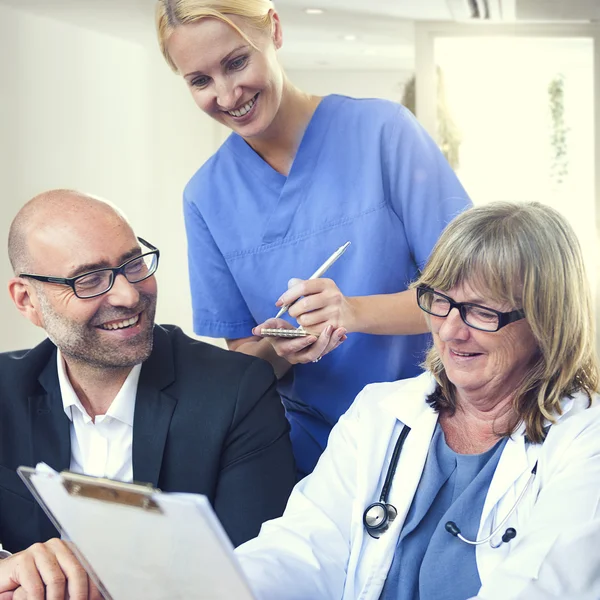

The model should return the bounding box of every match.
[436,422,507,461]
[223,94,341,180]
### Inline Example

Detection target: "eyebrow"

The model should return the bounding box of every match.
[66,246,142,279]
[183,45,250,79]
[220,45,249,66]
[435,288,489,306]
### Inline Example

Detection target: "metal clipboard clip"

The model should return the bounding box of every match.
[60,472,162,513]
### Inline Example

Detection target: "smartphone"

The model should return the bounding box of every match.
[260,327,313,338]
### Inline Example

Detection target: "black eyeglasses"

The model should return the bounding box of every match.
[19,237,160,299]
[416,286,525,332]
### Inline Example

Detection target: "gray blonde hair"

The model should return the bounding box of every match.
[156,0,274,72]
[412,201,599,443]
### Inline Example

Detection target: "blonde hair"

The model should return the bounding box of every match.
[156,0,274,72]
[412,201,599,443]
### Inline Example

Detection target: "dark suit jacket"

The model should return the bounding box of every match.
[0,324,295,552]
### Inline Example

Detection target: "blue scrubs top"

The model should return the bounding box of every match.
[380,424,507,600]
[183,95,472,476]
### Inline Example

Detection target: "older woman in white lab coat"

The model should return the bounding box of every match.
[236,201,600,600]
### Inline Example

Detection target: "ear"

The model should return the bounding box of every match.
[270,10,283,50]
[8,277,45,328]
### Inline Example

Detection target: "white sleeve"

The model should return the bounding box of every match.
[235,393,366,600]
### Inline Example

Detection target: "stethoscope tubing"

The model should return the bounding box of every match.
[364,425,538,547]
[378,425,411,503]
[450,462,538,547]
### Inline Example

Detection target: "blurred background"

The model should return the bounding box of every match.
[0,0,598,352]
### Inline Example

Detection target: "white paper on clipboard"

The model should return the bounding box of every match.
[18,464,256,600]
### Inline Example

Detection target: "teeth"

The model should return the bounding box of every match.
[100,315,139,330]
[454,351,475,357]
[227,96,256,117]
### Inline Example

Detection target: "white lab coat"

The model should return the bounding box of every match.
[236,372,600,600]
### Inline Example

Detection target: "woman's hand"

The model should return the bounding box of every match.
[252,318,347,365]
[277,278,357,334]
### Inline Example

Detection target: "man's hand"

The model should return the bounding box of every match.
[0,538,102,600]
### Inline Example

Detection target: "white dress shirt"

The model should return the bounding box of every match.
[57,350,141,483]
[0,355,142,560]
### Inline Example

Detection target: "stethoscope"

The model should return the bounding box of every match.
[363,425,538,547]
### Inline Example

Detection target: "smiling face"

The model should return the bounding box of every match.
[165,15,284,139]
[429,280,538,406]
[19,205,157,370]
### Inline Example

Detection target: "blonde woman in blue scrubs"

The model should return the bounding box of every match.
[155,0,472,476]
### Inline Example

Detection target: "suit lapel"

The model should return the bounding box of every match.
[132,326,177,488]
[31,352,71,542]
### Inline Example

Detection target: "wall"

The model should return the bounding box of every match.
[0,4,221,351]
[286,69,413,103]
[0,4,407,353]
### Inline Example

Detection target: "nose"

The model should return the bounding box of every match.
[437,307,470,341]
[106,274,140,308]
[214,78,242,111]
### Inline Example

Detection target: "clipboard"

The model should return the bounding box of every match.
[18,465,256,600]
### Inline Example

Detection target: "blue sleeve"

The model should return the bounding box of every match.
[384,106,472,270]
[183,194,257,339]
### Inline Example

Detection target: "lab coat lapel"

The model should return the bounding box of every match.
[386,407,439,528]
[354,376,439,600]
[479,426,531,532]
[359,408,439,600]
[475,426,542,584]
[131,327,177,488]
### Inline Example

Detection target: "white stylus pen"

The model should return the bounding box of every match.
[274,241,351,319]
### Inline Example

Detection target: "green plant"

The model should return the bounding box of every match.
[548,73,569,186]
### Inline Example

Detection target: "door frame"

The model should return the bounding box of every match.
[415,22,600,352]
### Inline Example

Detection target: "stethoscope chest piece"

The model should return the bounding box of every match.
[363,425,411,540]
[363,502,398,539]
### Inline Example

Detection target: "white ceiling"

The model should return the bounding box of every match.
[275,2,421,70]
[0,0,597,71]
[517,0,600,21]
